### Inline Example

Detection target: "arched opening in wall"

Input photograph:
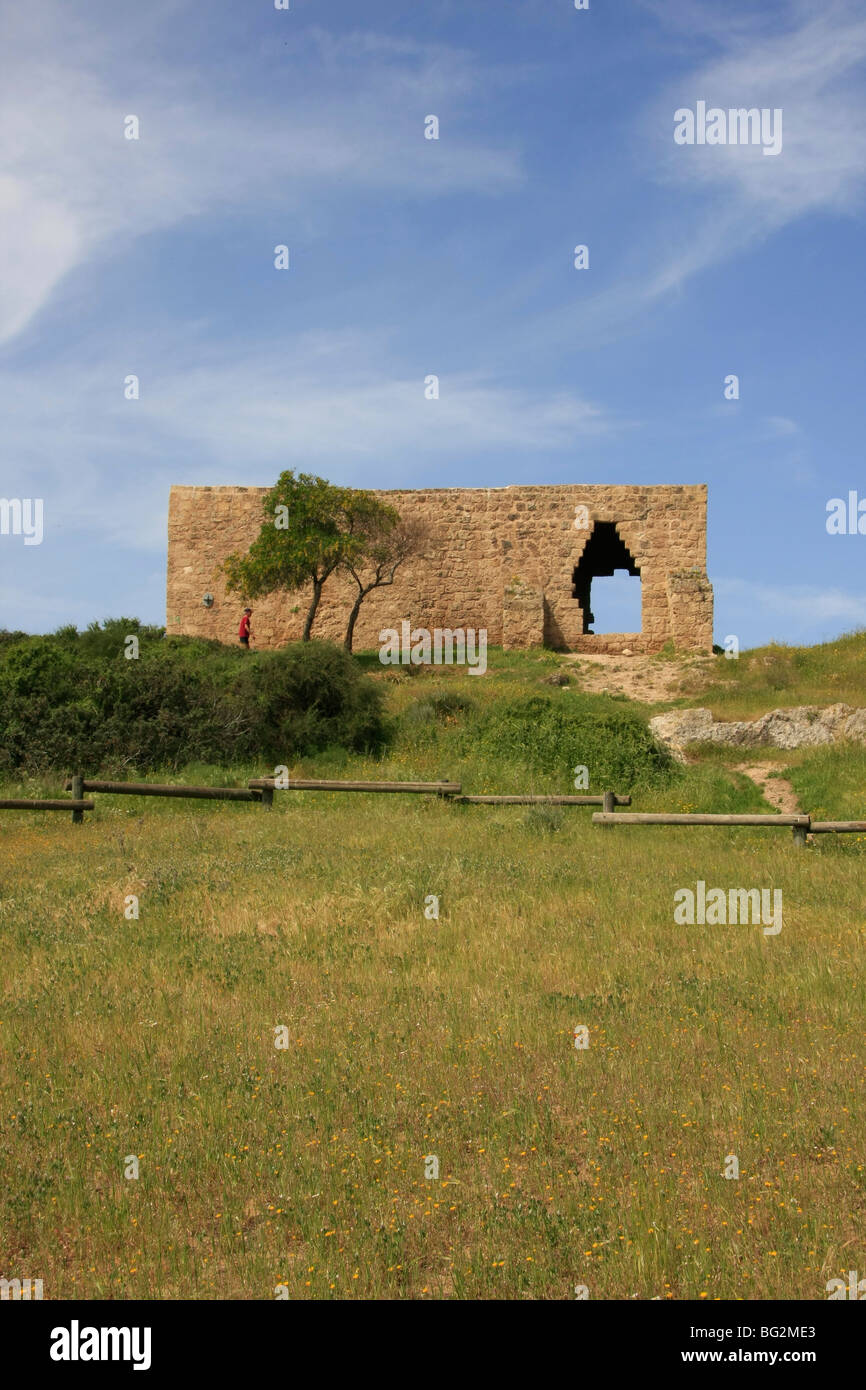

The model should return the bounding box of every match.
[571,522,641,634]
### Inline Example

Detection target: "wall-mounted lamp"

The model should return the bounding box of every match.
[202,593,214,608]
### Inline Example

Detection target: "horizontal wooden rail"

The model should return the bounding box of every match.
[810,821,866,833]
[453,794,631,806]
[592,812,810,827]
[0,799,94,811]
[17,779,864,843]
[249,778,461,795]
[65,779,261,802]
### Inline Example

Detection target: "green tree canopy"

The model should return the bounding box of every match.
[221,471,399,641]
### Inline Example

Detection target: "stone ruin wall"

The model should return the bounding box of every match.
[166,483,713,654]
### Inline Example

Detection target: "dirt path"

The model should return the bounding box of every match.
[563,656,804,816]
[563,657,804,817]
[563,652,715,703]
[733,763,802,815]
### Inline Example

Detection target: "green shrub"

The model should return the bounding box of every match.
[0,624,389,775]
[466,695,676,791]
[424,690,476,716]
[60,617,166,662]
[231,641,390,762]
[403,690,476,727]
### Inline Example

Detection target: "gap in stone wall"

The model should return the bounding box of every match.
[571,522,642,634]
[587,572,643,634]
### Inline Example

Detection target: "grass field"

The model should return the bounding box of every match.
[1,641,864,1300]
[677,630,866,719]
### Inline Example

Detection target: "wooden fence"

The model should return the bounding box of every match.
[21,776,628,818]
[810,820,866,833]
[447,793,629,806]
[592,810,866,847]
[248,778,460,806]
[249,780,628,810]
[48,775,467,815]
[65,778,263,802]
[1,778,858,846]
[0,797,95,823]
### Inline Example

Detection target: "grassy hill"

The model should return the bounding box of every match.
[679,630,866,719]
[1,629,864,1300]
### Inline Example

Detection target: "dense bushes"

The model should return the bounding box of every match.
[0,623,674,790]
[233,640,389,761]
[0,621,389,775]
[465,694,675,790]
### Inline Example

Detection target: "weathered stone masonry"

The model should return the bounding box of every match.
[167,483,713,654]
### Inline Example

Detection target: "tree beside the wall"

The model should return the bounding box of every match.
[221,471,399,642]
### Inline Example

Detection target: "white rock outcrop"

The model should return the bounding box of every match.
[650,704,866,755]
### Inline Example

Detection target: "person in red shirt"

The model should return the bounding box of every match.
[238,608,253,648]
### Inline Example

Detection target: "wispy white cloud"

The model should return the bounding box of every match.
[716,576,866,624]
[660,21,864,196]
[0,332,617,548]
[644,4,866,282]
[763,415,801,437]
[145,364,612,464]
[531,2,866,350]
[0,6,524,346]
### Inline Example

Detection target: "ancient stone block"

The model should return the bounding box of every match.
[502,579,545,650]
[166,483,713,654]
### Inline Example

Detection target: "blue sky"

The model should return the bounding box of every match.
[1,0,865,648]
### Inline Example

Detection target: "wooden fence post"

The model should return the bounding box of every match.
[602,790,616,823]
[71,774,84,825]
[260,785,274,809]
[792,821,809,848]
